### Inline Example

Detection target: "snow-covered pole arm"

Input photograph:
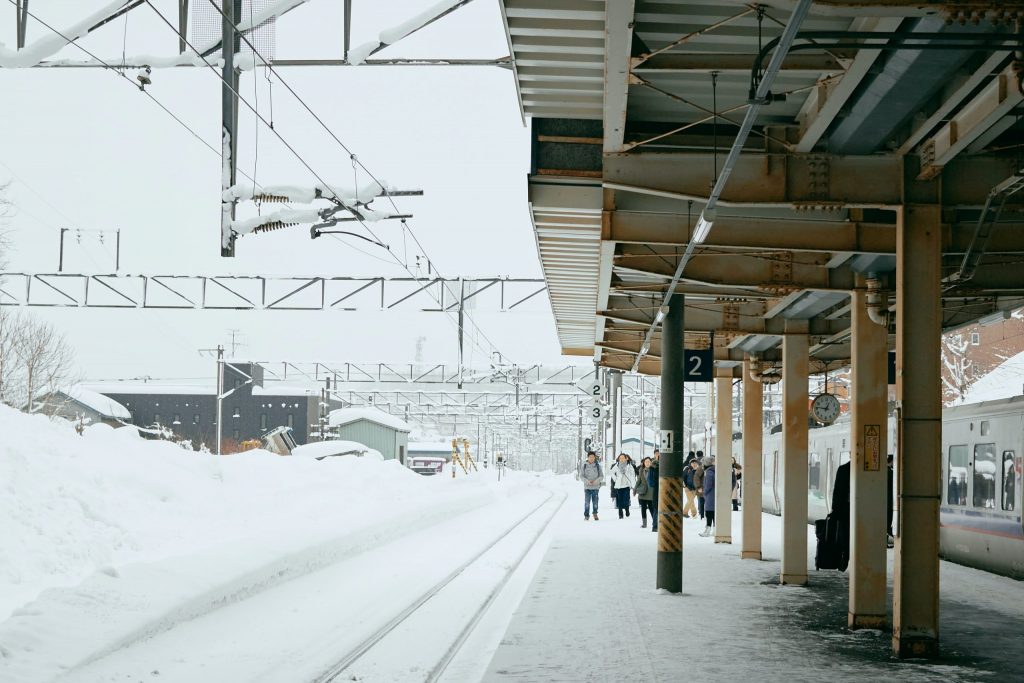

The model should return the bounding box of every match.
[348,0,478,65]
[0,0,135,68]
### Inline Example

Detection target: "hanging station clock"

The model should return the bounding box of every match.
[810,393,841,425]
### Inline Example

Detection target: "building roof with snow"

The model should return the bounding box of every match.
[961,350,1024,405]
[37,386,131,421]
[328,407,411,433]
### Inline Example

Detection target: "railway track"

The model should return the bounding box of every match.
[312,489,566,683]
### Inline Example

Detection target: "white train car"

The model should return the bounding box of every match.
[736,396,1022,579]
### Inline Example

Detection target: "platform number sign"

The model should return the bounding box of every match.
[659,430,674,451]
[684,349,713,382]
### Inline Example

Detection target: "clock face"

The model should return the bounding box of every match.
[811,393,841,424]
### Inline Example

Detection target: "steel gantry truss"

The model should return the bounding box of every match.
[0,274,546,312]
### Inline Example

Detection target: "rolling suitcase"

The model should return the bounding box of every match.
[814,514,843,570]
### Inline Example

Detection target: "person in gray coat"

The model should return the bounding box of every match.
[699,456,717,537]
[580,451,603,521]
[635,456,657,529]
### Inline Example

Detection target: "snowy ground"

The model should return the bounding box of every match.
[4,409,1021,683]
[0,407,566,682]
[484,501,1024,683]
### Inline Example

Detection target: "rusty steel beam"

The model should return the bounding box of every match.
[918,64,1024,180]
[612,250,858,291]
[605,152,1024,209]
[607,211,1024,254]
[632,52,849,74]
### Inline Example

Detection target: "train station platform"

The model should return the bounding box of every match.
[483,505,1024,682]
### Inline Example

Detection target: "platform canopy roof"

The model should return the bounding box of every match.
[502,0,1024,375]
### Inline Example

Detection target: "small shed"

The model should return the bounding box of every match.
[34,386,131,427]
[328,407,411,463]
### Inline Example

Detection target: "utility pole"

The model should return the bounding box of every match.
[58,228,67,271]
[215,345,225,455]
[220,0,241,257]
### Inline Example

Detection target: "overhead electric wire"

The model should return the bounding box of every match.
[1,0,268,192]
[196,0,508,360]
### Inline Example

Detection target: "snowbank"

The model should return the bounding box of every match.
[291,439,382,460]
[0,404,526,681]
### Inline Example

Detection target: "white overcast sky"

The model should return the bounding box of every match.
[0,0,573,383]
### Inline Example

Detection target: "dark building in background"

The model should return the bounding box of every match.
[87,364,342,448]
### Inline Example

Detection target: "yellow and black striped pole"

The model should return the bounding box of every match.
[657,299,685,592]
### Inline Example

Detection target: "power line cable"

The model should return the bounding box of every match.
[198,0,507,359]
[146,1,504,363]
[3,0,274,194]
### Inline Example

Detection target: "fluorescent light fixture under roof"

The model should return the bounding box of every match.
[640,341,650,356]
[692,209,716,244]
[654,305,669,324]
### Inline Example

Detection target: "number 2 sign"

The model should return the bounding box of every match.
[684,349,713,382]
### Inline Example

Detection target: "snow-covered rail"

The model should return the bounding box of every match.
[314,489,566,683]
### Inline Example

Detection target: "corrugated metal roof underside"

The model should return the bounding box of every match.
[532,203,602,353]
[503,0,606,120]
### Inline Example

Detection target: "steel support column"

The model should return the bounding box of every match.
[610,369,623,456]
[741,358,763,559]
[657,299,685,593]
[715,371,733,543]
[781,324,809,585]
[893,205,942,657]
[220,0,241,257]
[849,278,889,629]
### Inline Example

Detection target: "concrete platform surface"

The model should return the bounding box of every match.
[483,502,1023,682]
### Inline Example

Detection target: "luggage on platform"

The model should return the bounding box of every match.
[814,514,843,571]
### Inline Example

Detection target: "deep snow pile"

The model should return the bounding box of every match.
[0,405,501,622]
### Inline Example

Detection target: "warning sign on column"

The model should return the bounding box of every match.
[865,424,881,471]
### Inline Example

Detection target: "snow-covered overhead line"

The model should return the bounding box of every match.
[0,273,546,312]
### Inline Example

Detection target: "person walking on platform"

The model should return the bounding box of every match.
[699,456,717,537]
[692,455,706,520]
[580,451,603,521]
[648,450,660,532]
[636,456,657,529]
[682,455,698,518]
[610,453,637,519]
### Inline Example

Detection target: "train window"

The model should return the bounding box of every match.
[1002,451,1016,512]
[763,452,772,483]
[973,444,997,509]
[947,445,968,505]
[980,421,990,436]
[809,452,821,493]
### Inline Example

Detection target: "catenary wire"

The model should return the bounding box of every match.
[197,0,507,359]
[146,0,506,361]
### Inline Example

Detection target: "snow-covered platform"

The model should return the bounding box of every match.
[484,506,1024,682]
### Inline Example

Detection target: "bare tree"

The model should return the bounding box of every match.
[942,332,977,405]
[0,180,12,271]
[0,307,25,405]
[17,316,74,413]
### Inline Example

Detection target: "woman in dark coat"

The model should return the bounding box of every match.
[699,456,716,537]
